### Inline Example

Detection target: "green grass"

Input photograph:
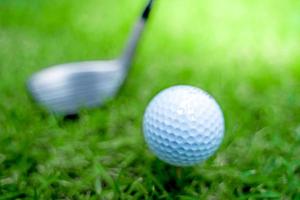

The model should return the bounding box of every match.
[1,0,300,199]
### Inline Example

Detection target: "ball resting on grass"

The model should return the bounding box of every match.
[143,85,225,166]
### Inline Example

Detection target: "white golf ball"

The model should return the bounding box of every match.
[143,85,225,166]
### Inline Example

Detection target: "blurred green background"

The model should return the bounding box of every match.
[1,0,300,199]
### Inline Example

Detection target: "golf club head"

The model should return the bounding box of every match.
[27,0,155,115]
[28,61,125,114]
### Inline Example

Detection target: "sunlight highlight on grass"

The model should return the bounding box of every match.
[155,0,300,66]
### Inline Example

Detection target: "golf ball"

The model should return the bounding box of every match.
[143,85,225,166]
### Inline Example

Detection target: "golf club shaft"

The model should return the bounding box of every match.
[121,0,154,69]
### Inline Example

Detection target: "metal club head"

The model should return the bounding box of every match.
[27,0,155,115]
[28,60,124,114]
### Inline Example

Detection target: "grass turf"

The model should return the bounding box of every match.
[1,0,300,199]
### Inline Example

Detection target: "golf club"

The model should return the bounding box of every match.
[27,0,155,115]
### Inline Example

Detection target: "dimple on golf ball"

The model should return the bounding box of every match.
[143,85,225,166]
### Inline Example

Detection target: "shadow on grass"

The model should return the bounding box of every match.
[63,114,80,121]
